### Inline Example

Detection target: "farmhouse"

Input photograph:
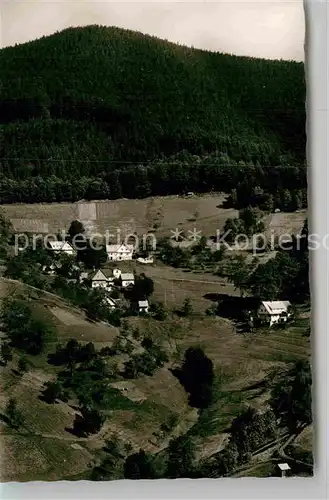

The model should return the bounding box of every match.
[121,273,135,288]
[47,241,75,255]
[258,300,291,326]
[106,244,134,261]
[91,269,114,290]
[138,300,149,313]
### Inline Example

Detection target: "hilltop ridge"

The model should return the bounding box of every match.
[0,25,306,203]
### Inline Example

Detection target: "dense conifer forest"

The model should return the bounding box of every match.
[0,25,306,204]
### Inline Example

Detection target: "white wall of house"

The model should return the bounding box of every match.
[108,252,133,261]
[258,303,289,326]
[268,314,282,326]
[91,281,108,289]
[122,279,134,288]
[139,305,149,313]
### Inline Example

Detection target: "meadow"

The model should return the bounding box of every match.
[0,271,311,481]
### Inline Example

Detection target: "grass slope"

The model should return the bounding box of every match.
[0,277,310,481]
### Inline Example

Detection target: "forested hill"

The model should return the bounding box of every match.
[0,25,306,204]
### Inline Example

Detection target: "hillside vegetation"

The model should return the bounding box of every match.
[0,25,306,203]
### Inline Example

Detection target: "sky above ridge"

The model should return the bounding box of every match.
[1,0,304,61]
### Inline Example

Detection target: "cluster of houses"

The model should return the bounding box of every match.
[46,239,150,314]
[48,241,136,261]
[85,268,135,290]
[46,238,292,326]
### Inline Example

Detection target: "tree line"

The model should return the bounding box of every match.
[0,159,307,206]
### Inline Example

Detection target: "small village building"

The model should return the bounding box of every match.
[137,256,154,264]
[48,241,75,255]
[277,463,291,478]
[106,244,134,261]
[121,273,135,288]
[138,300,149,313]
[91,269,113,290]
[258,300,291,326]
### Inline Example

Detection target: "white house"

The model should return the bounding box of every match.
[106,244,134,261]
[137,256,154,264]
[138,300,149,313]
[258,300,291,326]
[91,269,113,290]
[121,273,135,288]
[48,241,75,255]
[277,463,291,478]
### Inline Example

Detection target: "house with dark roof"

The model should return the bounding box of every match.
[91,269,114,290]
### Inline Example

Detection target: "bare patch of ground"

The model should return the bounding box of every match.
[110,381,147,403]
[49,306,90,326]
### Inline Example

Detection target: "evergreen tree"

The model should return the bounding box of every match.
[124,450,157,479]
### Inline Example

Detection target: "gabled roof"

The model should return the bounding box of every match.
[121,273,134,281]
[106,244,134,253]
[278,463,290,471]
[104,297,117,307]
[92,269,108,281]
[48,241,73,251]
[138,300,149,307]
[261,300,291,315]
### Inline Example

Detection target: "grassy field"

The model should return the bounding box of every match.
[0,288,311,480]
[1,194,306,243]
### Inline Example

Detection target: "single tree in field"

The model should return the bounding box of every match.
[131,274,154,300]
[281,189,293,211]
[180,347,214,408]
[18,356,28,374]
[226,254,254,298]
[80,341,96,363]
[79,407,105,435]
[0,342,13,366]
[65,338,81,375]
[68,220,85,241]
[181,298,193,317]
[5,398,25,429]
[151,301,167,320]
